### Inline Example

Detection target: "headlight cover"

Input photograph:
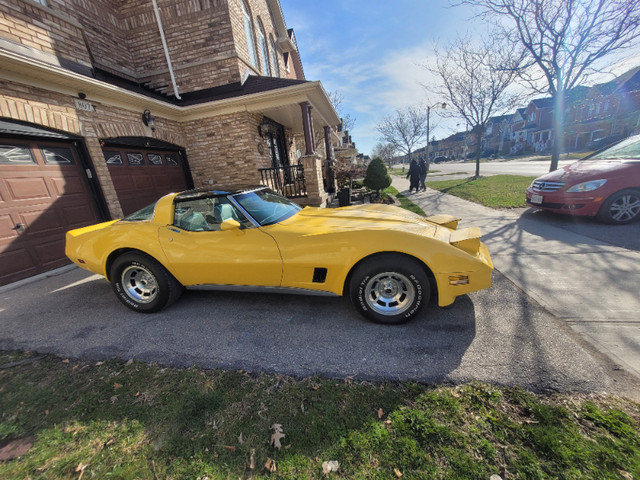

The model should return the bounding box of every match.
[567,179,607,192]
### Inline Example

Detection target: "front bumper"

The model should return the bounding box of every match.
[525,188,604,216]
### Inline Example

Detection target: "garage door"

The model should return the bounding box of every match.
[0,139,102,286]
[103,147,189,216]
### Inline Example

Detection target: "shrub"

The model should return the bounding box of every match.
[363,157,392,194]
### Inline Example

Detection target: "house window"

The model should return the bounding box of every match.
[242,1,258,68]
[32,0,47,4]
[270,36,280,77]
[604,101,609,113]
[257,20,271,76]
[528,112,536,122]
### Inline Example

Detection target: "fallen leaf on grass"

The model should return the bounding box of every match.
[322,460,340,474]
[265,458,276,472]
[270,424,285,450]
[394,467,403,478]
[113,383,122,389]
[249,449,255,470]
[0,436,36,461]
[378,408,384,419]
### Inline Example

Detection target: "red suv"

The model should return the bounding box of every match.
[526,135,640,224]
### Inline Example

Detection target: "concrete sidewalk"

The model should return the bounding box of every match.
[392,176,640,380]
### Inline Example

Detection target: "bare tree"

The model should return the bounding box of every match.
[456,0,640,171]
[371,142,397,167]
[329,90,357,133]
[376,107,429,169]
[427,35,523,177]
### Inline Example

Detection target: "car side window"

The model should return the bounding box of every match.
[173,197,251,231]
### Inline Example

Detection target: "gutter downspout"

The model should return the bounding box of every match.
[151,0,182,100]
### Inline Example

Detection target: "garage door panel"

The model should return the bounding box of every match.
[33,237,66,267]
[109,172,134,191]
[21,208,63,235]
[6,177,51,201]
[50,175,88,197]
[0,247,38,284]
[0,213,19,241]
[132,175,154,189]
[59,204,99,227]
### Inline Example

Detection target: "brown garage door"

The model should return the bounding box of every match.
[0,139,102,286]
[103,148,189,216]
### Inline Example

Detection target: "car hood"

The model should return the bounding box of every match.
[537,159,640,184]
[279,203,444,237]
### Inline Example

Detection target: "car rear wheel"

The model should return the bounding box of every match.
[597,189,640,225]
[349,254,429,324]
[110,252,183,313]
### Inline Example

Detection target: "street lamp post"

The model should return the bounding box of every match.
[426,103,446,166]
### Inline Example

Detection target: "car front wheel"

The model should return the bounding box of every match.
[597,189,640,225]
[349,254,430,324]
[110,252,183,313]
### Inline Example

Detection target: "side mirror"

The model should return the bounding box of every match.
[220,219,241,231]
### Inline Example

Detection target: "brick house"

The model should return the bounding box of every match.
[0,0,341,286]
[566,67,640,150]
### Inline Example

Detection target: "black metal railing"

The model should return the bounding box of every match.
[259,165,307,198]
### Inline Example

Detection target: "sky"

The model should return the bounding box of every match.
[278,0,640,157]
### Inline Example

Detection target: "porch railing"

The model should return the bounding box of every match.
[259,165,307,198]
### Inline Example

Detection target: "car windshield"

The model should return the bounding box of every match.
[122,202,158,221]
[588,135,640,160]
[233,189,301,226]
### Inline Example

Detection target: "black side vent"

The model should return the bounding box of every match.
[312,267,327,283]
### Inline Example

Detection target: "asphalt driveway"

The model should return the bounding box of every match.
[0,262,623,396]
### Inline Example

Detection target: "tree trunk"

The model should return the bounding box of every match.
[550,90,566,172]
[475,132,482,177]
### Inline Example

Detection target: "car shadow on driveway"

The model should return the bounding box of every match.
[0,267,613,394]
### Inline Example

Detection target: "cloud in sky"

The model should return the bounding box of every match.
[279,0,640,156]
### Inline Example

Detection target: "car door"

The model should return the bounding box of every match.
[157,196,282,287]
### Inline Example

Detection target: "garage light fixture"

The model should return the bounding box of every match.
[142,109,156,132]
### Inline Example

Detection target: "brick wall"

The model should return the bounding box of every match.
[183,111,269,187]
[2,0,289,92]
[0,0,92,67]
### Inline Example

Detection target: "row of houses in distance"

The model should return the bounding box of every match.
[422,66,640,162]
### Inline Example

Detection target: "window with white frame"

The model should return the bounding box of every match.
[242,1,258,68]
[257,20,271,76]
[270,36,280,77]
[32,0,47,5]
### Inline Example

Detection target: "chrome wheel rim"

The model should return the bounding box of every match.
[364,271,415,316]
[122,265,158,304]
[610,193,640,223]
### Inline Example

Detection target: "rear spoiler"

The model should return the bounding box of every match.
[449,227,482,255]
[426,214,460,230]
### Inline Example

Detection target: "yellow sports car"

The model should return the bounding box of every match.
[66,186,493,324]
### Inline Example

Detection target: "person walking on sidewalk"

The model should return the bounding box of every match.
[419,158,428,191]
[406,159,421,193]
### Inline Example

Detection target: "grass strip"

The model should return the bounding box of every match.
[427,175,536,208]
[385,186,426,216]
[1,351,639,479]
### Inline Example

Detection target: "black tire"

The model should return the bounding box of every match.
[596,189,640,225]
[110,252,183,313]
[349,254,430,325]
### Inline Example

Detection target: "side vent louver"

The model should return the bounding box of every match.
[312,268,327,283]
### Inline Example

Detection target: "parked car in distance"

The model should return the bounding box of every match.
[66,186,493,324]
[526,134,640,224]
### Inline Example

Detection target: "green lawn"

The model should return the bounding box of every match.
[427,175,536,208]
[1,352,639,479]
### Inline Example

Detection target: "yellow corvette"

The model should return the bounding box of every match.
[66,186,493,324]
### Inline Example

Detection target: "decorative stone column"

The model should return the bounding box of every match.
[300,153,330,207]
